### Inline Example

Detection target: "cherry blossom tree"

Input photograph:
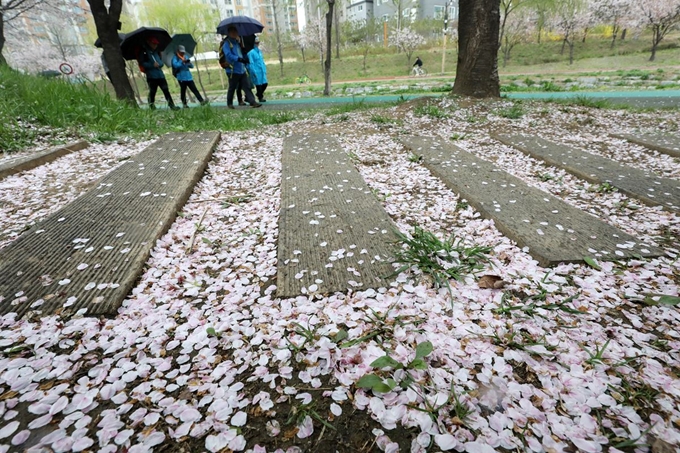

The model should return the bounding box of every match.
[590,0,634,48]
[499,0,530,45]
[302,18,326,71]
[0,0,64,66]
[637,0,680,61]
[291,32,308,63]
[389,26,425,68]
[501,8,535,66]
[551,0,590,64]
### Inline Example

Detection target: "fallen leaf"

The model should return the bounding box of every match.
[478,275,506,289]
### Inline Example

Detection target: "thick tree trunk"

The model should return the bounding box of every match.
[271,0,284,77]
[334,3,340,59]
[87,0,136,103]
[0,6,7,66]
[452,0,500,98]
[323,0,334,96]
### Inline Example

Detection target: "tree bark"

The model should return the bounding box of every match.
[610,24,619,49]
[0,5,7,66]
[271,0,284,77]
[452,0,500,98]
[323,0,334,96]
[621,28,627,40]
[87,0,136,103]
[334,0,340,59]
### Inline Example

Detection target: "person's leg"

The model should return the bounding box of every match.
[147,78,159,108]
[180,81,189,107]
[158,78,177,108]
[256,83,267,101]
[187,80,204,103]
[240,74,260,106]
[227,75,238,107]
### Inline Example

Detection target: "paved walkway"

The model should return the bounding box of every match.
[0,140,89,180]
[494,134,680,212]
[0,132,220,318]
[400,136,662,267]
[611,132,680,158]
[277,134,395,298]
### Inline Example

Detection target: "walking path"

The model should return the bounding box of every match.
[0,140,89,180]
[277,134,396,298]
[0,132,220,318]
[400,136,663,267]
[493,134,680,212]
[611,132,680,158]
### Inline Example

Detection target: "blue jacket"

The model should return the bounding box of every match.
[247,47,267,86]
[222,37,246,75]
[172,54,194,82]
[140,46,165,79]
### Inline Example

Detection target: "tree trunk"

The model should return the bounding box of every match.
[334,3,340,59]
[650,28,660,62]
[610,24,619,49]
[621,28,627,40]
[87,0,136,103]
[537,23,542,44]
[581,27,588,43]
[323,0,334,96]
[452,0,500,98]
[568,40,574,65]
[0,6,7,66]
[271,0,284,77]
[301,47,306,62]
[560,37,566,55]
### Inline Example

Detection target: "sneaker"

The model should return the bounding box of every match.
[252,103,262,108]
[182,104,189,109]
[227,105,235,110]
[259,99,267,103]
[238,102,247,106]
[170,105,181,111]
[149,104,156,110]
[200,100,209,106]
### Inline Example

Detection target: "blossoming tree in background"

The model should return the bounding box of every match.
[590,0,634,48]
[389,26,425,68]
[637,0,680,61]
[551,0,591,65]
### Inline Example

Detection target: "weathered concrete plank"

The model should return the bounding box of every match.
[0,132,220,318]
[278,134,395,298]
[493,134,680,212]
[0,140,89,180]
[401,136,662,267]
[611,132,680,159]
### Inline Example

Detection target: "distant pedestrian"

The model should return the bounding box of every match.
[172,45,207,108]
[247,36,268,102]
[221,26,261,109]
[138,36,179,110]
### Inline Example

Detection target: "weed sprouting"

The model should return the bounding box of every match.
[392,226,492,289]
[497,103,525,119]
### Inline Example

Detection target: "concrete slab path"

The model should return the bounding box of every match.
[401,136,663,267]
[0,140,89,180]
[277,134,395,298]
[611,132,680,159]
[0,132,220,318]
[493,134,680,212]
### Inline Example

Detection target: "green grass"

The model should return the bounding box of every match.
[0,65,300,153]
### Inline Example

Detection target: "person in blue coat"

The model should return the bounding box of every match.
[247,36,268,102]
[172,45,207,108]
[138,36,179,110]
[222,26,261,109]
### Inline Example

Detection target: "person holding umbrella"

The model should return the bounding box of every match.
[139,36,180,110]
[172,45,207,108]
[247,36,268,103]
[222,26,261,109]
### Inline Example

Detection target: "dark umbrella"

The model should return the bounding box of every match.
[241,35,256,54]
[120,27,172,60]
[216,16,264,37]
[162,34,197,68]
[94,33,126,48]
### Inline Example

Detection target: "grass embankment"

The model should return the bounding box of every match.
[0,66,299,153]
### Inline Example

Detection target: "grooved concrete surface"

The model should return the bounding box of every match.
[494,134,680,212]
[401,136,662,267]
[611,132,680,158]
[277,134,395,298]
[0,132,220,318]
[0,140,89,180]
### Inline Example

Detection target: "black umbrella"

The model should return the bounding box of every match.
[94,33,126,48]
[120,27,172,61]
[216,16,264,37]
